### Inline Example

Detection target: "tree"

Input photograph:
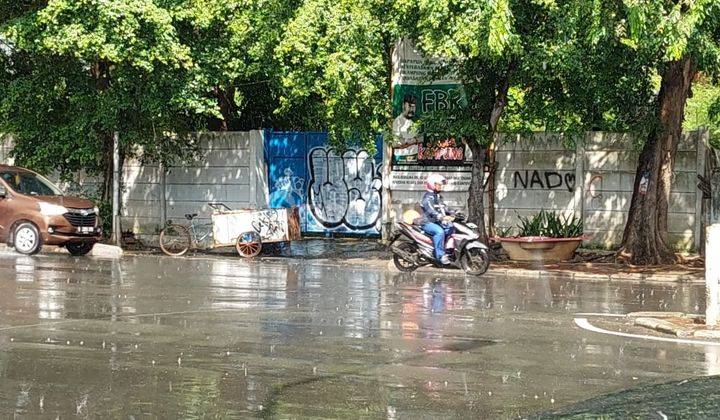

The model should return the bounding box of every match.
[170,0,298,131]
[405,0,543,239]
[0,0,218,205]
[684,78,720,148]
[0,0,297,212]
[611,0,720,264]
[275,0,397,150]
[275,0,658,241]
[405,0,659,240]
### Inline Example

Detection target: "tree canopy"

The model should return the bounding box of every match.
[275,0,397,149]
[0,0,294,192]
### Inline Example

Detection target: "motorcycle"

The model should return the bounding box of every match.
[389,213,491,276]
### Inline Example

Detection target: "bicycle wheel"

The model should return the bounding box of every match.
[159,224,191,256]
[236,231,262,258]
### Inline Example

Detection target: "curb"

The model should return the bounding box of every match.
[626,312,720,339]
[384,259,703,283]
[0,243,123,259]
[90,244,124,259]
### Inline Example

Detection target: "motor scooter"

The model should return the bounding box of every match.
[389,213,491,276]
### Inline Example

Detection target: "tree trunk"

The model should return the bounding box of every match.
[469,61,513,242]
[91,60,115,205]
[618,57,696,265]
[467,142,488,242]
[210,85,237,131]
[486,142,497,237]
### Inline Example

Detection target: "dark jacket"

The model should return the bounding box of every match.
[420,191,453,224]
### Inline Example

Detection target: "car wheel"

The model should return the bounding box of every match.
[66,242,94,256]
[14,222,42,255]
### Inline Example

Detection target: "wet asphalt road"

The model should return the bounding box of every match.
[0,251,716,418]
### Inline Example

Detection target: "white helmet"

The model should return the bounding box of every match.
[425,174,447,192]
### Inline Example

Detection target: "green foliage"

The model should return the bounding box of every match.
[621,0,720,71]
[275,0,395,150]
[0,0,716,199]
[516,210,583,238]
[0,0,214,184]
[398,0,665,147]
[684,79,720,149]
[497,226,514,238]
[0,0,294,187]
[170,0,297,130]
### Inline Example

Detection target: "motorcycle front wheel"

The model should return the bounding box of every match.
[460,247,490,276]
[393,242,418,272]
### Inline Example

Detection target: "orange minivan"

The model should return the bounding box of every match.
[0,165,102,255]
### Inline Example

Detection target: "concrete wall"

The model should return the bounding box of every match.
[580,131,703,249]
[122,131,267,243]
[1,131,267,245]
[386,130,709,250]
[0,134,14,165]
[3,130,708,249]
[494,133,577,229]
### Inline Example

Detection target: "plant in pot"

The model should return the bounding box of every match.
[499,210,584,262]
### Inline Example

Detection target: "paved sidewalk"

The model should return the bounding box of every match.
[267,239,705,283]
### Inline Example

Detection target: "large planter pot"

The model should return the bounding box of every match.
[499,236,583,262]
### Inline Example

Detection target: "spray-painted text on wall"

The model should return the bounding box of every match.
[513,170,576,192]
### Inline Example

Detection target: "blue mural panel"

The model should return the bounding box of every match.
[265,130,383,237]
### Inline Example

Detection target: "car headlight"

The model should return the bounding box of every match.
[93,206,99,215]
[39,202,68,216]
[466,223,478,229]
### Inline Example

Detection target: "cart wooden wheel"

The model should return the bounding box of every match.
[236,231,262,258]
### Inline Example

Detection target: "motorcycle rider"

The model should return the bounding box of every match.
[421,174,455,265]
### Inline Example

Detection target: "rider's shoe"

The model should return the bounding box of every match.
[440,255,452,265]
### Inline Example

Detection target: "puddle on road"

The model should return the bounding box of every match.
[0,254,712,418]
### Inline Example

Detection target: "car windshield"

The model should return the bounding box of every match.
[0,171,63,196]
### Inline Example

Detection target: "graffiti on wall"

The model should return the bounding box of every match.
[588,174,603,209]
[265,131,383,236]
[513,170,576,192]
[268,168,305,208]
[307,147,383,231]
[252,210,283,239]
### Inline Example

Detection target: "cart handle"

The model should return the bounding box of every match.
[208,202,232,211]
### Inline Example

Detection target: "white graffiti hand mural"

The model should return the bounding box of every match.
[307,147,383,231]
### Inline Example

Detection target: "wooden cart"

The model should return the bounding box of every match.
[212,205,302,258]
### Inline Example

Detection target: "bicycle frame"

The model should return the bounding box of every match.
[187,218,213,248]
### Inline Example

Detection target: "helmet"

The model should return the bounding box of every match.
[425,174,447,192]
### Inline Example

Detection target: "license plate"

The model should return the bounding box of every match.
[77,227,94,234]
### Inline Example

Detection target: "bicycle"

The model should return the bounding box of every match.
[158,202,263,258]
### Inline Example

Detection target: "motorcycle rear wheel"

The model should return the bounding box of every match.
[460,247,490,276]
[393,242,418,272]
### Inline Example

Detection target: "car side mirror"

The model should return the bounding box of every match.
[0,185,6,199]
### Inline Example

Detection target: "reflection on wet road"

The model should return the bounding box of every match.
[0,253,713,418]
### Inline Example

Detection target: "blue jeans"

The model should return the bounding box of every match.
[423,222,453,260]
